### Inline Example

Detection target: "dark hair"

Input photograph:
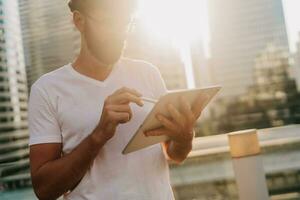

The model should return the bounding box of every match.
[68,0,76,12]
[68,0,138,16]
[68,0,86,12]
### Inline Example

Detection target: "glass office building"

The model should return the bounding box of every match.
[208,0,290,99]
[18,0,79,90]
[0,0,28,131]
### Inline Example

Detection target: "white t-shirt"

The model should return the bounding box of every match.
[28,57,175,200]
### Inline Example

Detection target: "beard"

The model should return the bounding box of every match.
[85,29,126,65]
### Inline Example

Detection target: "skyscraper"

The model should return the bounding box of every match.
[208,0,289,99]
[0,0,28,131]
[18,0,80,90]
[190,38,212,88]
[292,33,300,91]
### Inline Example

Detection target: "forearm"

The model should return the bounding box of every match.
[165,140,192,164]
[32,127,106,200]
[165,129,195,164]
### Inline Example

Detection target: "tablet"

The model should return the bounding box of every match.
[122,85,222,154]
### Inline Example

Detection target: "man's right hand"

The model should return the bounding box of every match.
[93,87,144,142]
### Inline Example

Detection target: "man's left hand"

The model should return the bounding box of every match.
[144,94,207,146]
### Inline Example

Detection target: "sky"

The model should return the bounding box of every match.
[283,0,300,52]
[138,0,300,88]
[138,0,300,54]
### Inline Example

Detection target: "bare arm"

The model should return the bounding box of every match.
[145,95,206,164]
[30,87,144,200]
[162,129,194,164]
[30,127,106,200]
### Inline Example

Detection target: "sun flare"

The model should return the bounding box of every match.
[137,0,209,88]
[137,0,208,45]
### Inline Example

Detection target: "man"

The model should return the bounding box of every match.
[28,0,205,199]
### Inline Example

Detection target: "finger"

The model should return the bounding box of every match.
[144,128,172,137]
[105,104,132,120]
[167,103,185,128]
[114,86,142,97]
[156,113,179,133]
[192,94,208,119]
[112,92,143,106]
[105,104,131,112]
[180,96,195,124]
[107,110,131,124]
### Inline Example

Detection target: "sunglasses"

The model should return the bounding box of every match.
[84,12,136,33]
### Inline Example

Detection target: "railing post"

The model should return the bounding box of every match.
[228,129,270,200]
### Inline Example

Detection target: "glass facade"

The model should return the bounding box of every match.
[0,0,27,131]
[18,0,80,91]
[208,0,290,99]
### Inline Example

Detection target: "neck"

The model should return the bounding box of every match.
[72,41,115,82]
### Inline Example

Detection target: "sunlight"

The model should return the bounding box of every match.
[137,0,207,44]
[137,0,209,88]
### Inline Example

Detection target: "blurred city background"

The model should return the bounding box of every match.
[0,0,300,199]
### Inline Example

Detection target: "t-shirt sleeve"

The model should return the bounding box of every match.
[150,65,168,99]
[28,84,62,146]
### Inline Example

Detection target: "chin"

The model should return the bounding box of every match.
[87,39,126,65]
[95,47,124,65]
[98,51,123,65]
